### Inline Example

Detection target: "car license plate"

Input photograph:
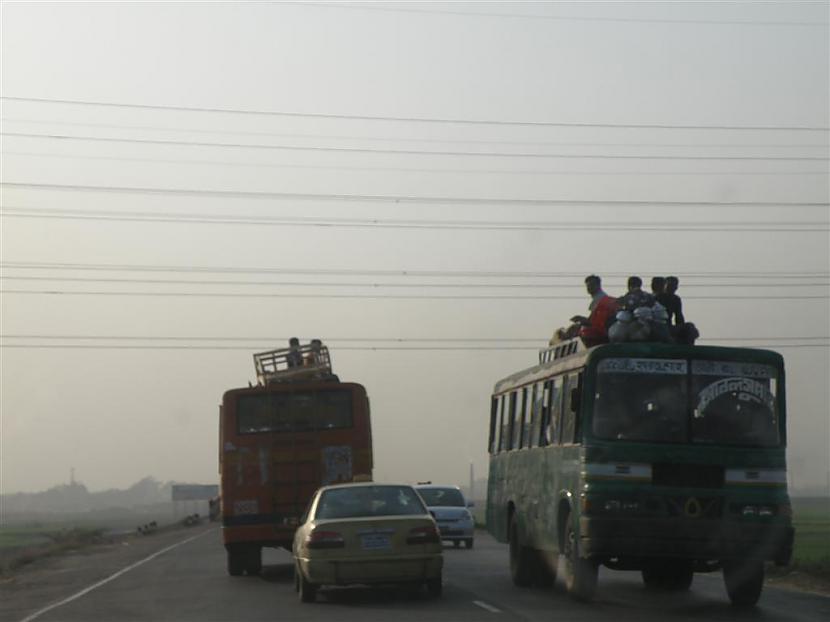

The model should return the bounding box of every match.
[361,534,392,550]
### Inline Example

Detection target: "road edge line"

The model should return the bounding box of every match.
[19,527,217,622]
[472,599,502,613]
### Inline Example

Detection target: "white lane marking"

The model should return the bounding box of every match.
[472,600,502,613]
[19,528,217,622]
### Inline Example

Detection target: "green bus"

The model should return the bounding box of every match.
[486,340,794,606]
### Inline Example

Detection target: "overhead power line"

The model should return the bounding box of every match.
[3,334,826,343]
[3,262,827,280]
[2,276,827,289]
[7,117,827,149]
[294,2,830,28]
[5,150,827,177]
[3,289,827,301]
[3,96,827,132]
[3,182,826,208]
[0,343,825,351]
[3,207,827,232]
[6,132,828,161]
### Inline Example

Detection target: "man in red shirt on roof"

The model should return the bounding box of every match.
[570,275,618,347]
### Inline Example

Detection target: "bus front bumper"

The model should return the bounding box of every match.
[579,517,793,564]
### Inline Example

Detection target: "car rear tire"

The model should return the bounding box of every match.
[298,567,318,603]
[465,538,474,549]
[562,511,598,601]
[723,559,764,608]
[426,573,443,598]
[509,515,533,587]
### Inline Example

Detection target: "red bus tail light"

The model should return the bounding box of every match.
[306,529,345,549]
[407,524,440,545]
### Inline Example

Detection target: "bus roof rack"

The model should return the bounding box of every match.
[539,337,583,364]
[253,343,334,384]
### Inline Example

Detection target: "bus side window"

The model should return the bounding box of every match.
[530,382,545,448]
[513,388,527,449]
[499,395,510,451]
[573,373,584,442]
[545,378,563,445]
[561,375,574,444]
[523,385,536,449]
[561,373,583,444]
[504,392,516,451]
[488,397,499,454]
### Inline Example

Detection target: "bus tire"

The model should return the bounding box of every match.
[245,546,262,576]
[227,548,245,577]
[509,515,534,587]
[562,511,597,601]
[534,550,557,588]
[723,559,764,608]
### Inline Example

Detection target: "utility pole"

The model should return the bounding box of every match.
[469,462,474,502]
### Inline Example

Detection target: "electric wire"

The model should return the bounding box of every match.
[2,207,827,232]
[4,150,827,177]
[3,182,827,207]
[6,132,828,161]
[3,96,827,132]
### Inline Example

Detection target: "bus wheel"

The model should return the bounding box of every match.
[508,515,533,587]
[723,560,764,608]
[245,547,262,576]
[562,512,597,601]
[534,550,557,588]
[642,560,693,591]
[226,548,245,577]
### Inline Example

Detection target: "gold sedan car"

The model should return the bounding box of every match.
[292,483,444,602]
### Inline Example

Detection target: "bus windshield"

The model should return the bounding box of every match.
[592,358,780,447]
[236,389,353,434]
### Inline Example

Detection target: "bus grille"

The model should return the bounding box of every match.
[652,463,724,489]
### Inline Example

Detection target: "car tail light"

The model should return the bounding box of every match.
[305,529,345,549]
[407,524,440,545]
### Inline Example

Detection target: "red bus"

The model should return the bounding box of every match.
[219,343,372,576]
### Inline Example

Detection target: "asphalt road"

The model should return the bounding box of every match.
[2,524,828,622]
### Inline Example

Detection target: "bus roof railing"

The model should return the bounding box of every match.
[539,338,583,364]
[253,344,333,384]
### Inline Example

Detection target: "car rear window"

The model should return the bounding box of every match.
[315,486,427,519]
[416,487,465,507]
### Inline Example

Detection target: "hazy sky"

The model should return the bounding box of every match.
[1,1,828,496]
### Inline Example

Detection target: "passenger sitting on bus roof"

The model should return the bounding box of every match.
[657,276,685,327]
[651,276,665,297]
[287,337,303,368]
[570,275,618,347]
[617,276,655,311]
[304,338,323,366]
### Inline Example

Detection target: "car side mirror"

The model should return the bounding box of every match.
[467,501,475,508]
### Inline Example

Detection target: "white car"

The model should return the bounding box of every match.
[415,485,475,549]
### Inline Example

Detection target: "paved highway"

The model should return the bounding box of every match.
[2,524,828,622]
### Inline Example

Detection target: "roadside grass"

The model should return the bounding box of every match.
[0,525,107,575]
[787,497,830,578]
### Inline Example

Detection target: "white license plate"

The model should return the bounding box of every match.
[361,534,392,550]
